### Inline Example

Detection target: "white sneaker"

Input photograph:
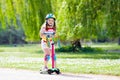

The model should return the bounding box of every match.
[40,66,48,74]
[42,66,48,71]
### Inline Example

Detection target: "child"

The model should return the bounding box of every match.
[40,13,57,71]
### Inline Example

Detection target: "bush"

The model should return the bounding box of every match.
[56,46,74,52]
[56,46,103,52]
[81,47,103,52]
[0,26,25,44]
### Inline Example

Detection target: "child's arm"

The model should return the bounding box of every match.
[40,25,46,39]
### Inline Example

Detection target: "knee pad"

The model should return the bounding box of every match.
[44,54,50,61]
[53,55,57,61]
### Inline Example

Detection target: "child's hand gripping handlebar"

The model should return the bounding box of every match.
[43,32,55,38]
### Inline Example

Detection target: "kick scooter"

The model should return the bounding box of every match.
[40,32,60,74]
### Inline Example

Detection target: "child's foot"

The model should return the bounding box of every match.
[40,66,48,74]
[41,66,48,71]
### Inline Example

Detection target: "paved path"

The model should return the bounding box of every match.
[0,68,120,80]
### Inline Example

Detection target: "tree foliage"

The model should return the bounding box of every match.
[0,0,52,42]
[0,0,120,45]
[51,0,120,43]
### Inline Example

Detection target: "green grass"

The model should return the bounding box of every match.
[90,43,120,50]
[0,43,120,76]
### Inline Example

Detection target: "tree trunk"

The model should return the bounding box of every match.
[72,39,82,51]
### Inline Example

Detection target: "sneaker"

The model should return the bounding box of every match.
[42,66,48,71]
[40,66,48,74]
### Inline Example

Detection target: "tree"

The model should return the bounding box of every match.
[0,0,52,42]
[0,0,119,45]
[17,0,52,41]
[51,0,120,46]
[51,0,82,50]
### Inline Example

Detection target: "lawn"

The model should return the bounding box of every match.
[0,43,120,76]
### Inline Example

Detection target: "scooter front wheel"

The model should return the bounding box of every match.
[55,68,60,74]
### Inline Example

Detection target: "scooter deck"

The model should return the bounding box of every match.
[40,68,60,74]
[40,70,48,74]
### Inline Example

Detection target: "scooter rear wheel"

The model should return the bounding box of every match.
[48,69,53,74]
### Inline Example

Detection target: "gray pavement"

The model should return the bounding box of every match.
[0,68,120,80]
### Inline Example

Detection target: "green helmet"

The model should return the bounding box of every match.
[45,13,56,20]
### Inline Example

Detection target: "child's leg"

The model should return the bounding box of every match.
[43,48,51,68]
[41,40,51,69]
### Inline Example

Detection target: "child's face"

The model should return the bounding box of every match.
[47,18,55,27]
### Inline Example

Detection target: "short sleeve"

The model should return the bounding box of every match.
[40,23,46,34]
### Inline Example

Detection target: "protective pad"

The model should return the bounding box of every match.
[44,54,50,61]
[53,55,56,61]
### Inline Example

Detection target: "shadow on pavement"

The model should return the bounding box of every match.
[60,73,92,79]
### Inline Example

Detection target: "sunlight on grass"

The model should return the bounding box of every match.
[90,43,120,50]
[0,43,120,76]
[58,59,120,75]
[0,54,120,75]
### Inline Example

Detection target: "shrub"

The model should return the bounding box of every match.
[56,46,103,52]
[56,45,74,52]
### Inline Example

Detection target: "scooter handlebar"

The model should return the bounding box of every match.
[43,32,55,38]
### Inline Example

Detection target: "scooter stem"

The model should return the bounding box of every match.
[51,42,55,68]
